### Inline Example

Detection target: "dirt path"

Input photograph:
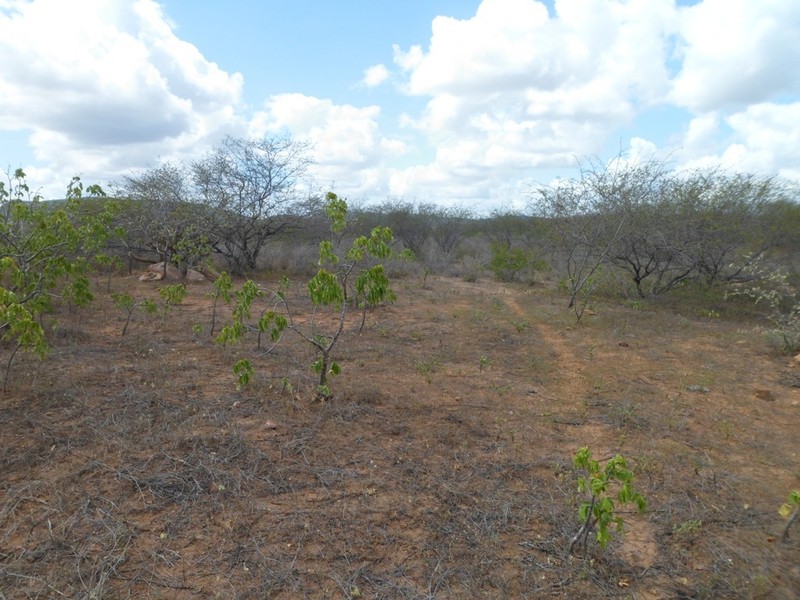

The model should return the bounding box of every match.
[500,285,661,574]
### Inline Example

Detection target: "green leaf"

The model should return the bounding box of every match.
[308,269,344,306]
[143,299,158,315]
[578,502,590,522]
[233,358,253,389]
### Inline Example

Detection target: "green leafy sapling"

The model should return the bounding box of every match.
[216,279,264,348]
[214,192,405,400]
[233,358,254,390]
[293,192,406,398]
[0,169,117,389]
[142,299,158,316]
[568,446,647,554]
[780,490,800,542]
[216,279,278,390]
[255,279,289,351]
[111,293,137,336]
[208,271,233,336]
[159,283,187,308]
[111,292,159,336]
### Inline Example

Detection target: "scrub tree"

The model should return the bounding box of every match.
[0,169,117,389]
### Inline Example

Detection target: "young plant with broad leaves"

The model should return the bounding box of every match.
[216,192,410,399]
[207,271,233,336]
[159,283,187,308]
[0,169,118,389]
[568,446,647,554]
[111,292,157,336]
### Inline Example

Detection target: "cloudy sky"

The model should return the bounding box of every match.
[1,0,798,210]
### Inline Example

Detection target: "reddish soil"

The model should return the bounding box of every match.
[1,273,799,598]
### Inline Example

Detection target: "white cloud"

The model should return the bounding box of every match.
[382,0,800,205]
[683,113,721,150]
[362,64,390,88]
[386,0,679,205]
[722,102,800,177]
[250,93,408,197]
[671,102,800,182]
[727,102,800,149]
[671,0,800,111]
[392,43,423,72]
[1,0,798,209]
[0,0,243,191]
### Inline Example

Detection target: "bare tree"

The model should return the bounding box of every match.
[376,199,434,259]
[535,159,795,309]
[602,166,791,296]
[481,210,528,250]
[594,161,696,297]
[192,136,312,274]
[115,162,213,275]
[531,161,628,321]
[673,171,790,285]
[429,205,473,256]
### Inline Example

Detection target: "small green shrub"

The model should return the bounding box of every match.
[489,243,546,283]
[510,319,530,332]
[568,446,647,554]
[233,358,254,390]
[208,271,233,336]
[673,519,703,536]
[159,283,187,307]
[111,293,137,336]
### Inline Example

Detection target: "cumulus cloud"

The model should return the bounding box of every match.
[388,0,678,204]
[1,0,798,208]
[675,102,800,180]
[250,93,408,197]
[683,113,721,151]
[671,0,800,112]
[0,0,244,189]
[382,0,800,205]
[361,64,390,88]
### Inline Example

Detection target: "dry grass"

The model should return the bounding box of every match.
[1,272,798,598]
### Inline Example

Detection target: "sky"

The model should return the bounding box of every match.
[1,0,799,212]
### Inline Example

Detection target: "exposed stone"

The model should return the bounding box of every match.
[147,262,182,280]
[197,264,221,280]
[138,271,163,282]
[137,262,181,282]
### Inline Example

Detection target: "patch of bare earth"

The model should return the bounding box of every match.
[1,274,798,598]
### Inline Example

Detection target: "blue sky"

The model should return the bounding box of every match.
[1,0,798,211]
